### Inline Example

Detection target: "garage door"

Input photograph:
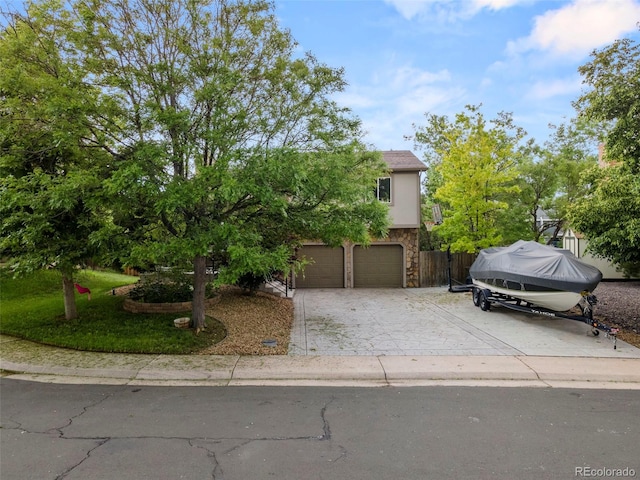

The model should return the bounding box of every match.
[295,246,344,288]
[354,245,403,287]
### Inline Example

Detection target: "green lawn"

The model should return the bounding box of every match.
[0,269,225,354]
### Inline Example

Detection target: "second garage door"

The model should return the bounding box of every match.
[295,245,345,288]
[353,245,403,287]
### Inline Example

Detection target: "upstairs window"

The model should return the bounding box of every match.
[376,177,391,203]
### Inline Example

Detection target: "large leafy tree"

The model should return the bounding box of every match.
[570,32,640,275]
[575,35,640,173]
[412,105,526,253]
[78,0,388,330]
[516,150,558,243]
[516,118,602,244]
[569,165,640,276]
[546,119,603,238]
[0,3,114,319]
[1,0,388,331]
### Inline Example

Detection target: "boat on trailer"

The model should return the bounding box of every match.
[469,240,602,311]
[470,279,583,312]
[468,240,618,348]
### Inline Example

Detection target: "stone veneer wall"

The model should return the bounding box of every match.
[378,228,420,288]
[123,297,220,314]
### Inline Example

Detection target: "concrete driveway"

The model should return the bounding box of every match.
[289,288,640,358]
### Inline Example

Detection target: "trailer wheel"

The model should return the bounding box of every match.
[472,287,481,307]
[479,291,491,311]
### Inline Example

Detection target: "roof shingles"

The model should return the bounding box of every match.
[381,150,426,172]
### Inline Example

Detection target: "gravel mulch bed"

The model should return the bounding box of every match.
[199,287,293,355]
[592,281,640,348]
[115,283,293,355]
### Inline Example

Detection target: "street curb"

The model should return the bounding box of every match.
[3,351,640,388]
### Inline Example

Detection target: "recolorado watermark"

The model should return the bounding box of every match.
[575,466,636,478]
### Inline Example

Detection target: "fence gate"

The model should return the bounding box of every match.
[419,251,477,287]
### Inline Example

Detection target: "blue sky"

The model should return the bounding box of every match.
[274,0,640,151]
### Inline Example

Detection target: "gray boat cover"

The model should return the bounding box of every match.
[470,240,602,293]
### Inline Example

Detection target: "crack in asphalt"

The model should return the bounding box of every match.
[54,389,125,438]
[330,444,348,463]
[189,439,221,480]
[320,397,334,440]
[2,388,343,479]
[208,395,339,475]
[55,438,110,480]
[1,388,128,480]
[1,388,125,437]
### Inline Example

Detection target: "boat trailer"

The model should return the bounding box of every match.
[469,286,619,349]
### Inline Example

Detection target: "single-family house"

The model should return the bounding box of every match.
[293,150,426,288]
[563,229,637,280]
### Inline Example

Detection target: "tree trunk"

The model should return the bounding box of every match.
[547,221,564,246]
[62,274,78,320]
[191,255,207,333]
[531,209,541,242]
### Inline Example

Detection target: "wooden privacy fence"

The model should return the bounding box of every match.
[419,251,477,287]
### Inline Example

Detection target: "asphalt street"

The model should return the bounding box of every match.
[1,378,639,480]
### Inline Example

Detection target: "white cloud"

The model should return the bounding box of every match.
[526,77,583,100]
[508,0,640,57]
[390,65,451,89]
[335,63,466,149]
[383,0,431,20]
[479,77,493,89]
[396,84,463,116]
[473,0,524,10]
[383,0,527,21]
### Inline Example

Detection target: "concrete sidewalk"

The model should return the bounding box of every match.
[2,335,640,389]
[3,288,640,389]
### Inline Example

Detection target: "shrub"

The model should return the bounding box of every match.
[236,272,265,294]
[128,279,217,303]
[128,280,193,303]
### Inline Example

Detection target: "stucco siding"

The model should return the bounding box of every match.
[389,172,421,227]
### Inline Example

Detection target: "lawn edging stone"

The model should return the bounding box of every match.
[123,297,220,314]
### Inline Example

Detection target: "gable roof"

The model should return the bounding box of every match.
[381,150,427,172]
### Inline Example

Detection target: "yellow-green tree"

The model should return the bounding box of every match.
[413,105,526,253]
